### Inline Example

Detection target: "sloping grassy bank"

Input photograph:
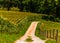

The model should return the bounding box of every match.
[0,17,31,43]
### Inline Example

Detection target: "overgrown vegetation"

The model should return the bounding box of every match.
[35,23,46,40]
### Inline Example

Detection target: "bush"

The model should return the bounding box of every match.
[42,15,60,22]
[10,7,19,11]
[42,15,49,21]
[0,17,18,34]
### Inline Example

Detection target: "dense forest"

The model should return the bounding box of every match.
[0,0,60,18]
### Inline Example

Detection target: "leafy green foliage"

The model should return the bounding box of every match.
[35,23,46,40]
[42,15,60,22]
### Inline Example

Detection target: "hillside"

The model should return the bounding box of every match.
[0,11,60,43]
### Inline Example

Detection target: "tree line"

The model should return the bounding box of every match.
[0,0,60,17]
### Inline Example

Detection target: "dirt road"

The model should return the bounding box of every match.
[15,22,45,43]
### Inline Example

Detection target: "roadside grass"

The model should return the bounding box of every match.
[35,23,46,40]
[0,34,20,43]
[45,39,56,43]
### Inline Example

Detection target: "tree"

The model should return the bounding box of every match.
[17,0,25,11]
[50,0,56,16]
[2,0,12,11]
[7,0,12,11]
[43,0,49,14]
[25,0,40,12]
[56,5,60,17]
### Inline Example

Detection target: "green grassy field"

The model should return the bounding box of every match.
[0,11,60,43]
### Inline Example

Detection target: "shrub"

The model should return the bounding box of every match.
[42,15,60,22]
[0,17,18,34]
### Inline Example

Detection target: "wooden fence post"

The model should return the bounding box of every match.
[56,30,58,43]
[47,30,48,38]
[53,29,55,39]
[44,30,46,37]
[50,30,51,38]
